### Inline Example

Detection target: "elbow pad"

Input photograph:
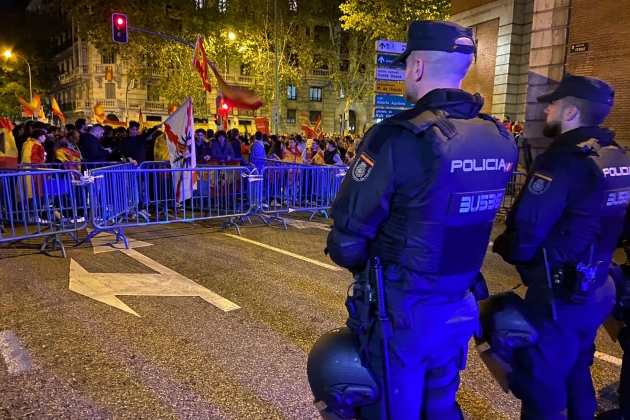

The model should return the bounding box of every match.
[326,229,368,269]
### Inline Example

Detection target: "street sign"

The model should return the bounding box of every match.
[375,68,405,82]
[374,108,405,119]
[374,81,405,95]
[375,53,406,68]
[374,95,413,108]
[376,40,406,54]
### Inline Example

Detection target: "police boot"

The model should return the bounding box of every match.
[596,409,625,420]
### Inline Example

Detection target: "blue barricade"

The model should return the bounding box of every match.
[0,169,89,257]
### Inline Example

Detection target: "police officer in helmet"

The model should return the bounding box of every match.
[318,20,518,419]
[493,74,630,419]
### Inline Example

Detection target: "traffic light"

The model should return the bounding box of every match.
[218,97,231,116]
[111,13,128,44]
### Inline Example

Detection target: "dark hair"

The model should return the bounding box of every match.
[216,130,227,139]
[231,128,239,137]
[271,140,283,158]
[327,140,338,149]
[296,134,303,143]
[104,125,114,137]
[564,96,612,126]
[24,120,34,132]
[270,134,278,143]
[115,127,127,135]
[65,123,76,131]
[128,121,140,129]
[255,131,262,140]
[311,139,322,149]
[75,118,87,131]
[32,121,46,130]
[207,129,214,138]
[195,128,206,135]
[31,129,46,139]
[262,134,269,143]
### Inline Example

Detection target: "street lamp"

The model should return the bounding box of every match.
[3,50,33,109]
[228,32,236,41]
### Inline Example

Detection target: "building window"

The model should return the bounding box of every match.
[218,0,227,12]
[286,109,296,124]
[289,0,297,12]
[240,63,250,76]
[105,83,116,100]
[147,83,160,102]
[101,53,115,64]
[287,85,297,100]
[196,0,204,8]
[309,87,322,102]
[309,111,321,125]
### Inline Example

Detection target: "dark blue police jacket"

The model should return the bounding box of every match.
[327,88,519,298]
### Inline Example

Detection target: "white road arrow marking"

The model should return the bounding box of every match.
[69,249,240,317]
[283,218,331,231]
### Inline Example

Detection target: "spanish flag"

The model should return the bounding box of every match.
[18,95,39,117]
[138,107,144,131]
[0,118,18,168]
[93,102,105,124]
[51,95,66,125]
[105,66,115,81]
[191,35,212,94]
[209,63,263,110]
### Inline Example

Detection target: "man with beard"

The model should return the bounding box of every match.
[493,74,630,419]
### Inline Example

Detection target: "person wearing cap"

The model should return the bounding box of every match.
[493,74,630,419]
[319,20,518,419]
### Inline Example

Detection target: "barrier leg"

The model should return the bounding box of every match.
[40,233,67,258]
[308,210,329,221]
[221,217,241,236]
[265,212,287,230]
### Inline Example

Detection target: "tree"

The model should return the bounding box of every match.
[339,0,451,41]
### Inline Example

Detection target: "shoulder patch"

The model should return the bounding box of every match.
[528,172,553,195]
[352,152,375,182]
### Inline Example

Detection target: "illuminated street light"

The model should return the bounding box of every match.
[3,50,33,118]
[228,32,236,40]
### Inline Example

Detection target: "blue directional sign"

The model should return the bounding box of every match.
[375,53,406,68]
[374,108,405,119]
[374,94,413,108]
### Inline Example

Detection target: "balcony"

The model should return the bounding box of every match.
[144,101,167,111]
[58,65,89,83]
[93,64,126,74]
[311,69,330,77]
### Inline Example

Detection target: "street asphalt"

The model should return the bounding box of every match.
[0,212,625,419]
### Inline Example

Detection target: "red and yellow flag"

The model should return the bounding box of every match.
[0,118,18,168]
[93,102,105,124]
[314,115,324,139]
[51,95,66,125]
[191,35,212,94]
[209,63,263,110]
[138,107,144,131]
[105,66,115,81]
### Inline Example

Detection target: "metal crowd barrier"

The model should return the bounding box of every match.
[500,171,527,217]
[86,164,254,247]
[19,161,123,174]
[0,169,88,257]
[258,161,347,228]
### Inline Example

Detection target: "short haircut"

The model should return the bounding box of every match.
[216,130,227,139]
[411,37,475,81]
[90,124,104,132]
[195,128,206,135]
[115,127,127,134]
[207,129,214,138]
[31,129,46,139]
[32,121,47,130]
[255,131,262,140]
[65,123,76,131]
[564,96,612,126]
[128,121,140,129]
[75,118,87,131]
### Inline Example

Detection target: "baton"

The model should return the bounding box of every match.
[372,257,393,419]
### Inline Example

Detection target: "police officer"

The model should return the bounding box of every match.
[493,74,630,419]
[323,20,518,419]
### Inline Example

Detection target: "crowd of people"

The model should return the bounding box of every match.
[9,118,360,171]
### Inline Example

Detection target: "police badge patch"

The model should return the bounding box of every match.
[528,172,553,195]
[352,152,375,182]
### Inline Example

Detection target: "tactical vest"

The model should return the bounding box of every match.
[372,109,518,277]
[542,139,630,265]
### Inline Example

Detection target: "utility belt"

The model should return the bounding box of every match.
[548,262,609,305]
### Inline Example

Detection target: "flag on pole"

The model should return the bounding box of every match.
[51,95,66,125]
[162,97,197,202]
[18,94,43,119]
[191,35,212,94]
[314,115,324,139]
[93,102,105,124]
[0,118,18,168]
[300,114,317,138]
[138,107,144,131]
[209,63,263,110]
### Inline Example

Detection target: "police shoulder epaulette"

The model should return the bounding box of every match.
[383,109,457,139]
[478,113,512,140]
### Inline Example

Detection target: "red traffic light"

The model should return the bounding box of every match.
[111,13,129,44]
[221,103,229,111]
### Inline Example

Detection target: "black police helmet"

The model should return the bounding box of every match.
[477,292,539,365]
[307,327,379,420]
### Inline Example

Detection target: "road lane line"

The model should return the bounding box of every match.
[223,234,343,271]
[0,330,32,376]
[595,351,623,366]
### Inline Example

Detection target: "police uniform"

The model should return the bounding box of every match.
[325,21,518,420]
[493,75,630,419]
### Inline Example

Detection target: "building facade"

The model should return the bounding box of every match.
[451,0,630,155]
